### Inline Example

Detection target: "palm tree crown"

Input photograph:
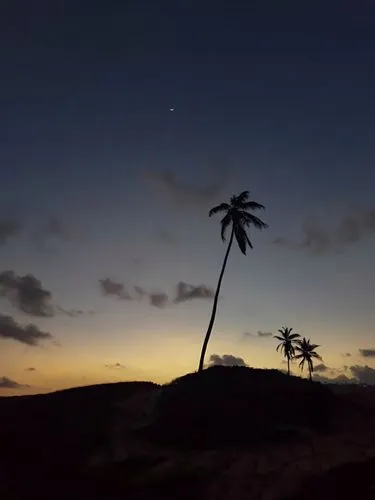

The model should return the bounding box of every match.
[295,337,322,381]
[274,326,301,376]
[209,190,268,255]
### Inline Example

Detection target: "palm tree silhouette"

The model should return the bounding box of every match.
[274,326,301,376]
[198,191,267,372]
[295,337,322,381]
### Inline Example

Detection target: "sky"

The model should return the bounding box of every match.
[1,0,375,394]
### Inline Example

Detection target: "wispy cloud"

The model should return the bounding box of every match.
[314,363,329,373]
[359,348,375,358]
[350,365,375,385]
[100,279,214,308]
[0,314,53,346]
[25,367,36,372]
[99,278,133,300]
[55,306,92,318]
[313,364,375,385]
[149,292,169,308]
[31,216,83,252]
[174,281,215,303]
[208,354,247,367]
[0,376,29,389]
[0,217,22,245]
[257,330,273,338]
[243,330,273,338]
[274,206,375,254]
[0,271,54,317]
[144,167,228,208]
[313,373,354,384]
[133,286,169,308]
[105,362,126,369]
[0,270,89,319]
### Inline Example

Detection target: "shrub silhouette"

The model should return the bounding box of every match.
[141,366,336,450]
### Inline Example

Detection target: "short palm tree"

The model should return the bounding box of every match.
[295,337,322,381]
[198,190,267,372]
[274,326,300,376]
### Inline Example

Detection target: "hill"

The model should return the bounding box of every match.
[140,366,336,449]
[0,368,374,500]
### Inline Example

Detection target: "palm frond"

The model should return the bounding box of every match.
[310,352,323,360]
[309,343,320,350]
[240,211,268,230]
[208,203,230,217]
[274,335,285,341]
[298,357,305,370]
[240,201,266,211]
[233,223,247,255]
[245,230,253,249]
[220,212,232,241]
[232,191,249,206]
[277,328,289,336]
[288,333,301,340]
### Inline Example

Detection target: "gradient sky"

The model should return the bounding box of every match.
[1,1,375,394]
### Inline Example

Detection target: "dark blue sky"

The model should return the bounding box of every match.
[1,1,375,392]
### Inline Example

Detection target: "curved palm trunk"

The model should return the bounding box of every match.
[198,227,234,372]
[287,357,290,376]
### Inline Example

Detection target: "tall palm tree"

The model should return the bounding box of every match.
[295,337,322,381]
[198,191,267,372]
[274,326,301,376]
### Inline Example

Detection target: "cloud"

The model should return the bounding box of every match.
[359,348,375,358]
[99,278,133,300]
[25,367,36,372]
[174,281,215,303]
[313,373,354,384]
[209,354,247,367]
[350,365,375,385]
[145,167,228,208]
[133,285,147,298]
[105,362,126,369]
[0,314,53,346]
[341,352,352,358]
[101,279,213,308]
[0,217,22,245]
[149,292,169,308]
[0,376,29,389]
[274,206,375,254]
[313,365,375,385]
[55,306,87,318]
[243,330,273,338]
[0,270,53,317]
[314,363,329,373]
[31,217,81,251]
[134,286,169,308]
[257,330,273,337]
[0,270,88,319]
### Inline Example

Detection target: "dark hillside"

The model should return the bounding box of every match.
[0,381,158,494]
[140,366,337,450]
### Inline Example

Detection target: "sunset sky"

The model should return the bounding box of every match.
[1,1,375,394]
